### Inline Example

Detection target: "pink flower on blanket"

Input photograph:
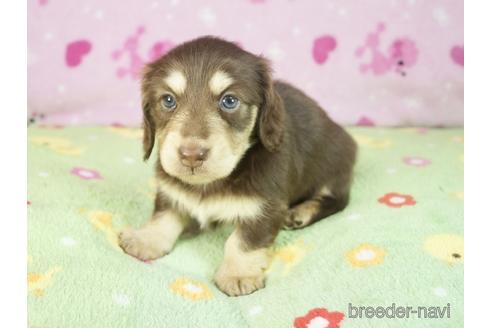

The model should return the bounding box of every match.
[71,167,103,180]
[403,156,431,167]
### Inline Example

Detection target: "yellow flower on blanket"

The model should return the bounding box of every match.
[450,135,464,143]
[137,178,157,200]
[148,177,157,190]
[352,134,392,149]
[170,277,213,300]
[424,234,464,264]
[30,136,84,156]
[346,244,386,267]
[450,192,464,200]
[27,266,62,297]
[107,127,143,139]
[267,240,311,276]
[88,210,121,251]
[400,127,428,134]
[51,144,84,155]
[30,136,68,147]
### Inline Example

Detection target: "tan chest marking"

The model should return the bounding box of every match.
[158,181,263,226]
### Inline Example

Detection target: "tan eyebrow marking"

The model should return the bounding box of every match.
[209,70,234,95]
[164,70,187,95]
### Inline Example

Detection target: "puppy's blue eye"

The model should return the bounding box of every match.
[161,94,177,110]
[220,95,240,112]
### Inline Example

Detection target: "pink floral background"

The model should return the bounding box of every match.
[28,0,463,126]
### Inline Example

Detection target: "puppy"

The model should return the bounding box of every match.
[118,37,357,296]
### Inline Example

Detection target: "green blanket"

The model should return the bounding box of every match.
[27,126,464,328]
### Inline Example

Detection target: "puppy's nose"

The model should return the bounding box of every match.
[178,145,209,168]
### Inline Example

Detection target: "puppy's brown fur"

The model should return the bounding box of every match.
[119,37,357,296]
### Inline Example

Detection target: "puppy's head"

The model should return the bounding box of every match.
[141,37,285,185]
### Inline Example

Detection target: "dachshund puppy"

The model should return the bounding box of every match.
[118,37,357,296]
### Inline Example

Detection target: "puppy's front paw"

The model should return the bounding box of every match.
[214,270,265,296]
[118,228,169,261]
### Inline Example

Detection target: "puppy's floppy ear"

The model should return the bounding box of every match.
[142,103,155,161]
[257,58,285,152]
[141,66,155,161]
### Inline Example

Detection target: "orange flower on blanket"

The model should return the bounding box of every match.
[352,134,392,149]
[450,135,464,143]
[378,192,416,208]
[86,210,121,251]
[294,308,344,328]
[107,126,143,139]
[266,239,312,276]
[346,244,386,267]
[170,277,213,300]
[27,266,62,297]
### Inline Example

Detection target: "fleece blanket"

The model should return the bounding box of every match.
[27,126,463,328]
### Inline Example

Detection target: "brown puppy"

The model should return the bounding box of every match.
[118,36,357,296]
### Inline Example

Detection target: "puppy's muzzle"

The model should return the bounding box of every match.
[178,144,209,169]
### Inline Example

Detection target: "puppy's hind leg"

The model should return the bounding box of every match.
[284,185,349,230]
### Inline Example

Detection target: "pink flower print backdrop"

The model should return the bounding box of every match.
[28,0,463,126]
[66,40,92,68]
[111,26,174,80]
[355,23,418,76]
[313,35,337,65]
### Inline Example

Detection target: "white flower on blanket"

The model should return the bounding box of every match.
[346,244,386,267]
